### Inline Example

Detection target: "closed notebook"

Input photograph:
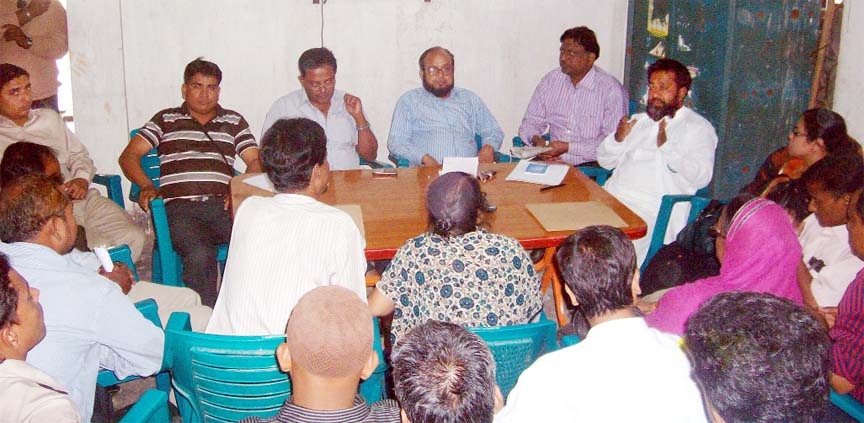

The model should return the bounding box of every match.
[526,201,626,232]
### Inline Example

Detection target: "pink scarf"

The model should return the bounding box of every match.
[645,198,803,334]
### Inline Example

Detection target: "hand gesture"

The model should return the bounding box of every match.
[100,262,135,295]
[529,135,547,147]
[137,186,160,212]
[2,24,27,48]
[656,119,668,147]
[614,116,637,142]
[62,178,89,200]
[537,141,568,160]
[344,93,364,120]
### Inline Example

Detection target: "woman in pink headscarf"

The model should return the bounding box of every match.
[644,195,803,335]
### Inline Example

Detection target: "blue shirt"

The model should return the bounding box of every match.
[0,242,164,422]
[387,87,503,166]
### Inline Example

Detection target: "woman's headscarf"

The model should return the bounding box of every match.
[645,197,803,335]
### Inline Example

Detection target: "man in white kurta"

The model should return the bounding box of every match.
[597,59,717,266]
[206,117,366,336]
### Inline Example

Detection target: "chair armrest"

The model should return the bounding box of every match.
[831,389,864,421]
[93,174,125,209]
[388,154,410,168]
[107,245,140,281]
[577,167,612,186]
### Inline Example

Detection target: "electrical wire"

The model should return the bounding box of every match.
[319,0,326,47]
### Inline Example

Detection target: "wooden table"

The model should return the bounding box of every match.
[230,163,646,325]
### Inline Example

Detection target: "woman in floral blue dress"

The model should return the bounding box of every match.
[368,172,543,343]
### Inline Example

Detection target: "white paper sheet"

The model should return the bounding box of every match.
[505,160,569,185]
[440,157,479,176]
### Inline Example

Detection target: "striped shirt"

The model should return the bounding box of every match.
[519,66,628,165]
[239,396,401,423]
[139,103,257,201]
[831,268,864,402]
[387,87,503,166]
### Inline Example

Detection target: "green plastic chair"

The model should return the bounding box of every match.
[93,173,125,208]
[831,390,864,422]
[119,389,171,423]
[640,194,713,273]
[468,315,559,399]
[164,312,388,423]
[128,129,229,286]
[511,136,611,185]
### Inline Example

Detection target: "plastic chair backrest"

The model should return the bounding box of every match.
[165,312,387,423]
[831,390,864,422]
[108,244,139,281]
[119,389,171,423]
[468,316,558,399]
[641,194,713,273]
[93,174,125,208]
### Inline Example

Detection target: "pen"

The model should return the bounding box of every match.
[540,183,566,192]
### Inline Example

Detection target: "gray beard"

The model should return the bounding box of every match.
[646,100,680,121]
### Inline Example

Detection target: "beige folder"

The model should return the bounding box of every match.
[526,201,626,232]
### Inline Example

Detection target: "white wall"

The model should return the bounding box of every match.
[834,1,864,144]
[67,0,629,189]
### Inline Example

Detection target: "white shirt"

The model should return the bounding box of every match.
[0,359,80,423]
[261,89,363,170]
[800,214,864,306]
[597,107,717,264]
[206,193,367,335]
[495,317,707,423]
[0,242,164,422]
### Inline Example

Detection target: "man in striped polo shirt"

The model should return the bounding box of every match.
[388,46,503,167]
[119,58,261,306]
[519,26,628,166]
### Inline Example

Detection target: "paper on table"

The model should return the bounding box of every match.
[505,160,569,185]
[335,204,365,237]
[526,201,626,232]
[243,174,276,192]
[441,157,478,176]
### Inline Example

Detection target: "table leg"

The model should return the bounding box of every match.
[535,247,570,326]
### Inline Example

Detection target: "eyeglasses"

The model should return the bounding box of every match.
[707,226,726,239]
[559,48,590,59]
[791,128,808,138]
[425,65,453,77]
[306,79,335,90]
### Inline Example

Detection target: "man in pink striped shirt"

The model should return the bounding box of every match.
[519,26,628,166]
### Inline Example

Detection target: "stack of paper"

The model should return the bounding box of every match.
[505,160,569,185]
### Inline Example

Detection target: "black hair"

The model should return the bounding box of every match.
[183,58,222,84]
[426,172,483,238]
[0,63,28,91]
[647,58,692,91]
[298,47,337,76]
[260,118,327,193]
[801,152,864,199]
[555,225,635,318]
[392,320,497,423]
[0,142,60,188]
[685,292,830,423]
[560,26,599,59]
